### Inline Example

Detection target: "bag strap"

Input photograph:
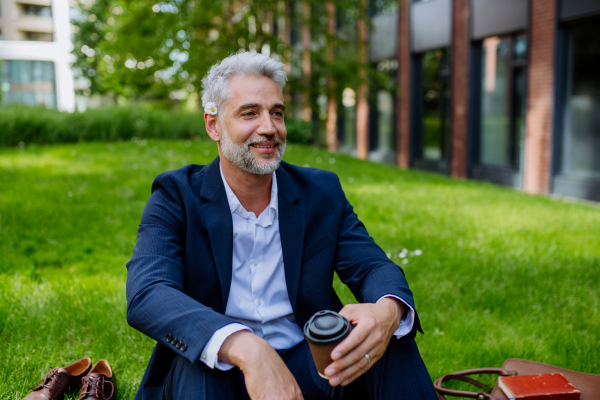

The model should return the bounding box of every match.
[433,368,517,400]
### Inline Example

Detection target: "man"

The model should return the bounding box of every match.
[126,52,437,400]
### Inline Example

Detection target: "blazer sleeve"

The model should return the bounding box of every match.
[332,175,423,339]
[126,172,240,365]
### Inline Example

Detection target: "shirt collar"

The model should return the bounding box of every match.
[219,162,278,220]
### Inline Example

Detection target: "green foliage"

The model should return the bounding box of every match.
[285,119,314,145]
[71,0,288,101]
[0,141,598,398]
[0,106,321,147]
[69,0,395,120]
[0,105,206,147]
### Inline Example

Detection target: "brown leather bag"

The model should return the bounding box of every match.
[433,358,600,400]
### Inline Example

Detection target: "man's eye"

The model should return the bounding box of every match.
[243,111,256,117]
[273,111,284,117]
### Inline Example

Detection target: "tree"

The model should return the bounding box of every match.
[71,0,397,146]
[72,0,284,106]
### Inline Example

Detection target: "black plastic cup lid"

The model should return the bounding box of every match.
[304,310,350,345]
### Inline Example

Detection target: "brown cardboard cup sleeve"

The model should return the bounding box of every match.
[304,310,351,379]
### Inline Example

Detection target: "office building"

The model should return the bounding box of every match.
[356,0,600,202]
[0,0,75,111]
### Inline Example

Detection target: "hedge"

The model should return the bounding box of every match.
[0,105,313,147]
[0,105,206,147]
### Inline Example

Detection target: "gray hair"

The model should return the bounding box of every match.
[201,51,287,115]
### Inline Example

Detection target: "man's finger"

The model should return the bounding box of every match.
[327,330,378,378]
[329,345,374,386]
[338,304,359,321]
[339,350,372,382]
[330,317,374,360]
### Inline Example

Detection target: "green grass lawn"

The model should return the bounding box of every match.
[1,139,598,399]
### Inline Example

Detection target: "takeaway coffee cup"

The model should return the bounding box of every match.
[304,310,351,379]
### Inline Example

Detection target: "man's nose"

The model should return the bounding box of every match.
[256,111,277,135]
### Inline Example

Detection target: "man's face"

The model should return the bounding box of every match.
[219,75,287,175]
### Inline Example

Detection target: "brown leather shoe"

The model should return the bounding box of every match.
[23,357,92,400]
[78,360,117,400]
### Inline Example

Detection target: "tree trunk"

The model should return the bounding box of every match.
[356,0,369,160]
[301,1,312,122]
[281,1,292,111]
[326,1,337,152]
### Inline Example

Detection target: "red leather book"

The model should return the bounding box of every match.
[498,373,580,400]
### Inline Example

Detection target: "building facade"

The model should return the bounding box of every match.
[0,0,75,111]
[364,0,600,202]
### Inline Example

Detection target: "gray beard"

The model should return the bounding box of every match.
[219,124,286,175]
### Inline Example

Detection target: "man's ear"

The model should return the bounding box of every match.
[204,113,220,143]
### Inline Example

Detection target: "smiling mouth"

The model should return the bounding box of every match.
[250,144,276,148]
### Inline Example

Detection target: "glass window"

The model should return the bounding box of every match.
[22,5,52,17]
[341,87,356,151]
[420,48,450,161]
[1,60,57,108]
[23,31,54,41]
[372,0,398,15]
[479,35,527,168]
[561,19,600,178]
[377,90,394,153]
[368,59,397,163]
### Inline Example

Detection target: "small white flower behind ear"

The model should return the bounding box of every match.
[204,102,218,115]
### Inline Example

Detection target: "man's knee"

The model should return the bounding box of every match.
[165,355,247,400]
[364,339,437,400]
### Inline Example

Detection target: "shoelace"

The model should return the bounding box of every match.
[78,375,114,400]
[29,368,65,397]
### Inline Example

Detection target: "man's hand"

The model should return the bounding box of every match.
[325,298,405,387]
[219,330,304,400]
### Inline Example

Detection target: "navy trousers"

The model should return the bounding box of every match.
[163,339,438,400]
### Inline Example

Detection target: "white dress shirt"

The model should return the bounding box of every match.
[199,164,415,370]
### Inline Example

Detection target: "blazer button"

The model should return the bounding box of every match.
[174,339,181,347]
[166,334,172,343]
[180,344,187,352]
[176,342,182,349]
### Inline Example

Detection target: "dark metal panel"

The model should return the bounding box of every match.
[553,175,600,202]
[472,0,528,40]
[472,165,520,187]
[551,0,565,194]
[560,0,600,22]
[467,41,482,178]
[410,54,423,162]
[413,158,450,175]
[411,0,452,53]
[368,150,397,165]
[369,13,398,61]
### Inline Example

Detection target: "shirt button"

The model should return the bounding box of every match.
[255,299,261,306]
[237,208,242,213]
[253,260,258,266]
[201,352,207,360]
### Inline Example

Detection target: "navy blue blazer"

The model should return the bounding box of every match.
[126,156,421,400]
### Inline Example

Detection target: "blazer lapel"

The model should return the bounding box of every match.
[199,157,234,311]
[276,166,306,312]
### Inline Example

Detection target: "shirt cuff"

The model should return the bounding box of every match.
[199,323,252,371]
[376,295,415,339]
